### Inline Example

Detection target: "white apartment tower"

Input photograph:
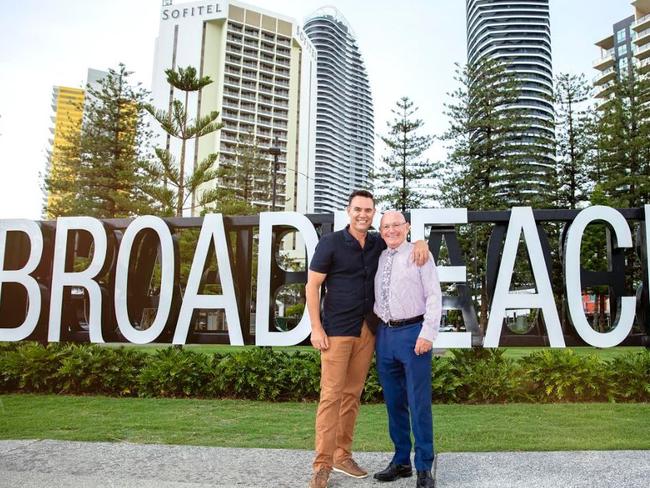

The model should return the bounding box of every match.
[466,0,556,201]
[593,0,650,106]
[304,7,374,214]
[151,0,317,215]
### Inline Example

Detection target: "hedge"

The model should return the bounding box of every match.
[1,342,649,403]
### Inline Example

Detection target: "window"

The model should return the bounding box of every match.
[619,57,628,71]
[616,28,626,43]
[617,44,628,56]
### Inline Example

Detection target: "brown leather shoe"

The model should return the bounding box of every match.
[333,458,368,478]
[309,467,331,488]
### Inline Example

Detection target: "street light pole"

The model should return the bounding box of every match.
[268,136,282,212]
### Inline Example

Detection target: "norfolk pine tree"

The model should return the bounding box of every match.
[43,64,158,218]
[441,58,526,211]
[210,131,273,215]
[554,73,594,209]
[441,58,550,329]
[144,66,224,216]
[374,96,437,212]
[593,65,650,208]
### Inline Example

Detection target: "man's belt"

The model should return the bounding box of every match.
[386,315,424,328]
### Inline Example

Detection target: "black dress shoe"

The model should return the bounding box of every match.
[373,462,413,481]
[416,470,435,487]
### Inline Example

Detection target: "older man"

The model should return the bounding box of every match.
[373,211,442,488]
[306,192,430,488]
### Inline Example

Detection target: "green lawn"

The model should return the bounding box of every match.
[1,394,648,452]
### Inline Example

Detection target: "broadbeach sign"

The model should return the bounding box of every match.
[0,205,648,348]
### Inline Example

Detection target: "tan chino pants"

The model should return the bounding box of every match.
[313,323,375,470]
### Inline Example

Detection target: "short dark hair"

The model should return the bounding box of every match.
[348,190,375,207]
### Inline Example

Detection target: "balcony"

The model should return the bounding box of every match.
[595,80,616,98]
[593,50,614,70]
[593,67,616,85]
[639,57,650,73]
[633,27,650,46]
[636,41,650,59]
[632,13,650,31]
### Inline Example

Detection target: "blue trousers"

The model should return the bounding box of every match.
[376,321,434,471]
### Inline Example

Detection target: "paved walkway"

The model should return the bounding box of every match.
[0,440,648,487]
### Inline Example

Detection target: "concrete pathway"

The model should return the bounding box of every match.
[0,440,648,487]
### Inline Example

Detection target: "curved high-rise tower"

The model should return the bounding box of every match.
[466,0,555,200]
[305,7,374,213]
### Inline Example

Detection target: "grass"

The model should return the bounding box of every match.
[1,394,648,452]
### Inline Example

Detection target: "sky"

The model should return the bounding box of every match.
[0,0,636,219]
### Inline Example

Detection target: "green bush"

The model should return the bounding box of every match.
[138,347,212,397]
[609,351,650,401]
[449,348,521,403]
[519,349,612,402]
[431,356,462,403]
[57,344,147,396]
[2,342,69,393]
[362,358,383,403]
[1,341,649,403]
[275,350,321,401]
[209,347,308,401]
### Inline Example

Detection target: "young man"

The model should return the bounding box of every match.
[305,191,429,488]
[373,211,441,488]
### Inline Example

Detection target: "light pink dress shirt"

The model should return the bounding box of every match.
[373,241,442,342]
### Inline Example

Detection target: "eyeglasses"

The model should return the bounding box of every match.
[380,222,407,231]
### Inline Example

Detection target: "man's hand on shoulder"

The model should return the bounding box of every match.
[414,337,433,355]
[310,326,330,351]
[411,240,430,266]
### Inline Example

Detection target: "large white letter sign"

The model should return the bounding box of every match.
[410,208,472,348]
[115,216,175,344]
[174,214,243,345]
[255,212,319,346]
[49,217,108,343]
[484,207,564,347]
[564,206,635,347]
[0,220,43,341]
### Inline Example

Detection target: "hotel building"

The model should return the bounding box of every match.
[466,0,556,200]
[593,0,650,106]
[151,0,317,215]
[304,7,374,214]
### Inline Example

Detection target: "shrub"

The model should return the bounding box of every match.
[609,351,650,402]
[276,350,321,401]
[431,357,462,403]
[519,349,613,402]
[57,344,147,396]
[138,347,211,397]
[2,342,70,393]
[361,358,383,403]
[449,348,521,403]
[210,348,293,400]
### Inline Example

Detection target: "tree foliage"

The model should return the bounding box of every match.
[554,73,595,209]
[374,96,437,211]
[593,66,650,208]
[144,66,223,216]
[441,58,555,211]
[209,131,273,215]
[43,64,159,218]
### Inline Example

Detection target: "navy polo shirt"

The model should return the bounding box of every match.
[309,225,386,337]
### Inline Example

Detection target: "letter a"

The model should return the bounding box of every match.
[173,214,243,345]
[484,207,564,347]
